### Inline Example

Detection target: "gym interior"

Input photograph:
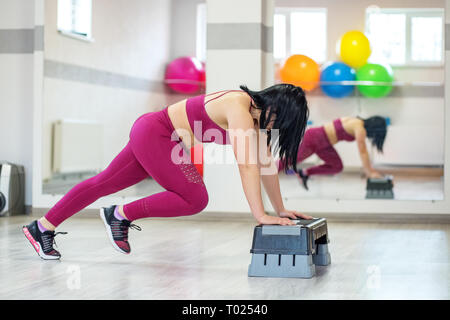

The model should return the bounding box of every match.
[0,0,449,301]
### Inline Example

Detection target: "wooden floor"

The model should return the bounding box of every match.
[0,215,449,300]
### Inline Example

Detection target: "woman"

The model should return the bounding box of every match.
[23,84,312,260]
[278,116,387,190]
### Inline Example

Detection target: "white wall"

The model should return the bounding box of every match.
[276,0,445,167]
[0,0,37,206]
[42,0,173,181]
[170,0,205,61]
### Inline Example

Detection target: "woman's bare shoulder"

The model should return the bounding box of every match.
[218,91,252,113]
[343,117,364,128]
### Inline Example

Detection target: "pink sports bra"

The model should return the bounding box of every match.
[185,91,242,145]
[333,118,355,142]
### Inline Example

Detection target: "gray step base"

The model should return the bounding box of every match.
[248,244,331,279]
[248,253,316,278]
[313,243,332,266]
[366,189,394,199]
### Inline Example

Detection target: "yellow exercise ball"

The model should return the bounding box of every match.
[337,31,371,68]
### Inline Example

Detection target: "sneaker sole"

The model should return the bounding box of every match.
[99,208,130,255]
[22,226,60,260]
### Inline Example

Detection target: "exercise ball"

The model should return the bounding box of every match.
[280,54,320,91]
[165,57,204,94]
[320,62,356,98]
[337,31,371,68]
[356,63,394,98]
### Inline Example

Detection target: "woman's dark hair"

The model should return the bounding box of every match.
[240,83,309,172]
[360,116,387,152]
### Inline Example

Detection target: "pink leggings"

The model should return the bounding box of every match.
[278,127,343,176]
[45,108,208,227]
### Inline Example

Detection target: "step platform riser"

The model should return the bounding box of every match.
[248,218,331,279]
[366,176,394,199]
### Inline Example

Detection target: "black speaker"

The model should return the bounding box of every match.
[0,162,25,216]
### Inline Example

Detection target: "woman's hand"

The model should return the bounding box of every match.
[278,210,313,220]
[257,214,296,226]
[368,170,383,179]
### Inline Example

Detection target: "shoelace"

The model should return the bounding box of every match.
[111,220,141,241]
[129,224,142,231]
[42,231,68,252]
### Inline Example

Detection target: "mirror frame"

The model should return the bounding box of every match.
[31,0,450,216]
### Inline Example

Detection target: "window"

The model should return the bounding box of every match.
[411,16,443,62]
[196,3,207,63]
[365,8,444,66]
[57,0,93,41]
[274,8,327,63]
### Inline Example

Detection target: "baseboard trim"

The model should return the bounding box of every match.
[29,207,450,224]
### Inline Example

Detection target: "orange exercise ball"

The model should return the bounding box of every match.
[279,54,320,91]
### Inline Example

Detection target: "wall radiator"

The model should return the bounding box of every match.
[52,120,103,174]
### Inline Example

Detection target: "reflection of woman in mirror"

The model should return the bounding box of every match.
[278,116,388,190]
[23,84,313,260]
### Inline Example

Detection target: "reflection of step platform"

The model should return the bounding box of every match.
[366,175,394,199]
[248,218,331,279]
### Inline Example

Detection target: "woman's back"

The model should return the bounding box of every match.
[323,117,362,145]
[167,91,251,148]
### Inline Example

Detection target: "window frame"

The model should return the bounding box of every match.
[57,0,94,43]
[274,7,328,64]
[196,3,207,63]
[365,7,444,68]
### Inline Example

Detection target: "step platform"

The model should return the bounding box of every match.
[366,175,394,199]
[248,218,331,278]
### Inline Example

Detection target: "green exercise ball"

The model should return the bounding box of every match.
[356,63,394,98]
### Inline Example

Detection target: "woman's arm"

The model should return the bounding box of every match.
[227,108,295,225]
[257,138,284,214]
[261,173,284,214]
[259,144,312,220]
[355,127,382,178]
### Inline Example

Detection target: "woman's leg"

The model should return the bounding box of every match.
[44,142,149,228]
[45,109,209,224]
[97,110,208,255]
[122,113,208,221]
[304,146,343,176]
[278,129,315,172]
[23,142,149,259]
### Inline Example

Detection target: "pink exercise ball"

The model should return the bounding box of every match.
[165,57,205,94]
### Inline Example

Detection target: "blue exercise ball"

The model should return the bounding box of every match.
[320,62,356,98]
